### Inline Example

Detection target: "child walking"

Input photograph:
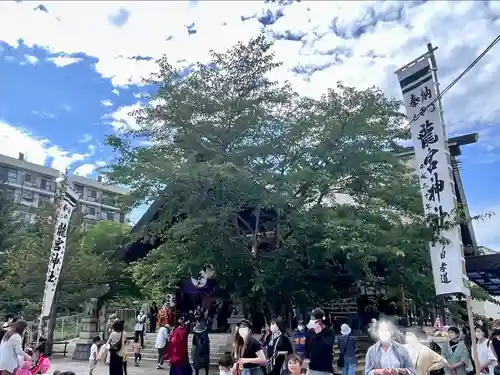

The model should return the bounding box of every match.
[218,353,233,375]
[133,337,142,367]
[88,336,100,375]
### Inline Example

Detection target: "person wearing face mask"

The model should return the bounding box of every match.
[338,324,357,375]
[364,322,415,375]
[443,327,469,375]
[472,326,495,375]
[266,317,294,375]
[404,332,446,375]
[233,319,267,375]
[304,308,336,375]
[294,322,307,361]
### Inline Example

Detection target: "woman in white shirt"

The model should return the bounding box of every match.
[473,326,496,374]
[0,320,30,375]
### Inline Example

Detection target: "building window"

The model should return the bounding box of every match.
[74,184,84,196]
[39,195,51,208]
[87,190,97,199]
[22,191,34,202]
[24,173,32,183]
[106,212,114,221]
[101,193,116,206]
[87,206,96,216]
[6,188,15,201]
[7,169,18,183]
[40,178,52,191]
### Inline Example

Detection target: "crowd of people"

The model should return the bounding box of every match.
[3,308,500,375]
[0,316,52,375]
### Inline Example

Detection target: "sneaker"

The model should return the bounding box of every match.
[157,365,164,369]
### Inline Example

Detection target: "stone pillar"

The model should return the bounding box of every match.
[72,298,100,361]
[98,303,107,339]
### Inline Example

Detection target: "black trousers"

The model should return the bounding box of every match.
[108,352,123,375]
[158,347,166,365]
[194,368,209,375]
[134,330,144,347]
[150,316,157,332]
[123,360,127,375]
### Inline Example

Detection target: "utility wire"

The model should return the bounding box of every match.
[407,34,500,127]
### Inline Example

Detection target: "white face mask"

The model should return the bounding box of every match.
[476,332,484,339]
[270,324,279,334]
[297,325,305,331]
[238,327,250,339]
[306,320,316,329]
[379,330,391,343]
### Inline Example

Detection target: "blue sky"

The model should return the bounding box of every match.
[0,1,500,246]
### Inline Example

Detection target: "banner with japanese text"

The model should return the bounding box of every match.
[40,186,79,317]
[396,57,468,296]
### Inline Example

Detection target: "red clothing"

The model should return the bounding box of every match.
[168,325,189,366]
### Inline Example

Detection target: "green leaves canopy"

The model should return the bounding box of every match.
[106,35,433,312]
[0,211,132,318]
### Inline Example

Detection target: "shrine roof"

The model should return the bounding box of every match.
[467,253,500,296]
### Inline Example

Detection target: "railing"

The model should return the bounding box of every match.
[52,314,83,341]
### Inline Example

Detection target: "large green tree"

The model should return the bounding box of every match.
[106,35,433,313]
[0,208,132,319]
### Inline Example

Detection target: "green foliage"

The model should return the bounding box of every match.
[471,283,500,306]
[106,34,434,313]
[0,203,133,318]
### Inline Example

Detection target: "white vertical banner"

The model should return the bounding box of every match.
[40,186,79,317]
[396,57,467,296]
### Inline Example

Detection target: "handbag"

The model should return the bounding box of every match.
[266,336,282,374]
[337,335,350,368]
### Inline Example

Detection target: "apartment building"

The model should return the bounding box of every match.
[0,152,129,226]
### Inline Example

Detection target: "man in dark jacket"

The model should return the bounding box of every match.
[304,308,335,375]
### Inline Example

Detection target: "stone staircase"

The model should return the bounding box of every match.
[127,332,366,375]
[126,332,231,365]
[325,297,359,322]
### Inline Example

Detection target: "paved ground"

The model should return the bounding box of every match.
[51,358,171,375]
[51,358,219,375]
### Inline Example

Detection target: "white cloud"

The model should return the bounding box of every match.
[22,54,38,65]
[103,102,141,131]
[0,120,90,173]
[62,104,73,112]
[47,56,82,67]
[101,99,114,107]
[73,160,107,177]
[79,134,93,143]
[32,110,56,119]
[1,1,497,137]
[74,163,96,177]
